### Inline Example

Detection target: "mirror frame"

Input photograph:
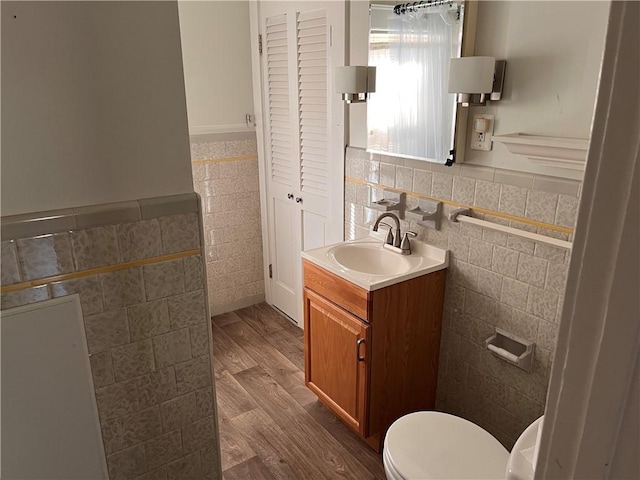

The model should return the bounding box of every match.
[454,0,478,165]
[365,0,479,165]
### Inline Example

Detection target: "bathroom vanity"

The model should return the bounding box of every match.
[301,237,448,452]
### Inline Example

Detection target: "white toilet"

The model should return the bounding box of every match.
[383,411,544,480]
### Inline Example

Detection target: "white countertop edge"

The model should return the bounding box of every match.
[301,236,449,292]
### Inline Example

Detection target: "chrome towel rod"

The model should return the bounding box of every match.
[449,208,573,250]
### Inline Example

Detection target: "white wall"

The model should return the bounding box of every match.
[178,1,254,135]
[348,1,609,179]
[1,1,194,216]
[466,1,609,176]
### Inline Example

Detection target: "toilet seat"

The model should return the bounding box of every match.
[383,411,509,480]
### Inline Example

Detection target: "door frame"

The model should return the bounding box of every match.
[248,0,274,307]
[536,1,639,478]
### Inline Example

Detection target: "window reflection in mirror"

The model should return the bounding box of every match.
[367,2,464,164]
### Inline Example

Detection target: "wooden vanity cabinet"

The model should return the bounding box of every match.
[303,260,446,452]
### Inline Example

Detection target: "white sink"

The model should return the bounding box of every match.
[302,235,449,291]
[328,243,413,276]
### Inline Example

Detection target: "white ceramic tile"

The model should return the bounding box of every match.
[555,194,580,228]
[464,290,497,322]
[413,170,433,196]
[536,320,559,352]
[460,165,495,182]
[0,285,50,310]
[380,163,396,187]
[100,268,145,311]
[474,180,501,210]
[532,176,581,196]
[491,246,519,278]
[468,239,493,269]
[516,253,548,288]
[500,277,529,311]
[525,190,558,224]
[396,166,413,191]
[507,235,535,255]
[494,170,534,189]
[448,234,470,262]
[476,268,502,300]
[1,240,21,285]
[452,260,479,291]
[432,173,454,200]
[364,161,380,184]
[545,261,569,295]
[17,233,75,280]
[527,286,559,322]
[534,243,566,264]
[452,176,476,205]
[498,308,540,343]
[498,185,528,217]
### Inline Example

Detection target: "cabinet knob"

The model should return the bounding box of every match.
[295,197,303,204]
[356,338,366,362]
[287,193,294,200]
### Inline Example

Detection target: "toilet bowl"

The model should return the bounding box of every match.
[383,411,544,480]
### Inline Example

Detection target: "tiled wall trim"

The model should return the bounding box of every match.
[347,146,583,195]
[346,176,574,235]
[0,201,221,480]
[345,146,581,448]
[1,250,200,293]
[1,193,199,241]
[190,136,265,312]
[192,155,258,166]
[190,131,256,144]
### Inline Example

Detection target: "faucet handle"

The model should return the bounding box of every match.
[378,222,395,245]
[400,231,417,254]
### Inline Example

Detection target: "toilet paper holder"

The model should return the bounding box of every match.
[485,329,535,373]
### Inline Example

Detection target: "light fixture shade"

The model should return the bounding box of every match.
[335,66,376,94]
[448,57,496,94]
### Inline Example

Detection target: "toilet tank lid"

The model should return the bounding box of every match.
[384,411,509,480]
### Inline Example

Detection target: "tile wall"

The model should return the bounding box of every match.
[345,146,581,448]
[190,133,265,315]
[0,194,221,480]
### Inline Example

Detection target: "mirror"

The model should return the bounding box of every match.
[367,1,468,164]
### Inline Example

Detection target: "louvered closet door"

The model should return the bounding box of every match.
[257,1,345,325]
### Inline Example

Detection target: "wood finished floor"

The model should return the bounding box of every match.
[211,303,386,480]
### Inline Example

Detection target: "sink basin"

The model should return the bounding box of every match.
[302,236,449,291]
[328,243,413,276]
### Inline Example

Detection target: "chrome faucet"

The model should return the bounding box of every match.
[373,212,417,255]
[372,212,401,247]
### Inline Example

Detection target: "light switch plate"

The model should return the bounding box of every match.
[471,114,494,151]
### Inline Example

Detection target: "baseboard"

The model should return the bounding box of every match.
[209,294,265,317]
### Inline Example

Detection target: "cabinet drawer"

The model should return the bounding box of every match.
[303,260,370,320]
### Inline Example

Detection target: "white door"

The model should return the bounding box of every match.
[253,1,345,325]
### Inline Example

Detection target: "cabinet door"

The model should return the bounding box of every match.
[304,288,370,436]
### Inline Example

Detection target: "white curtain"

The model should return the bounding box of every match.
[368,5,458,163]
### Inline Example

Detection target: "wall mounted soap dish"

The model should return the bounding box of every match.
[486,328,535,373]
[405,199,442,230]
[370,190,406,217]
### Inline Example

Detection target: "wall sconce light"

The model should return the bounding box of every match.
[448,57,506,107]
[335,66,376,104]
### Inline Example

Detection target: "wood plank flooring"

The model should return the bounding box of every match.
[212,303,386,480]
